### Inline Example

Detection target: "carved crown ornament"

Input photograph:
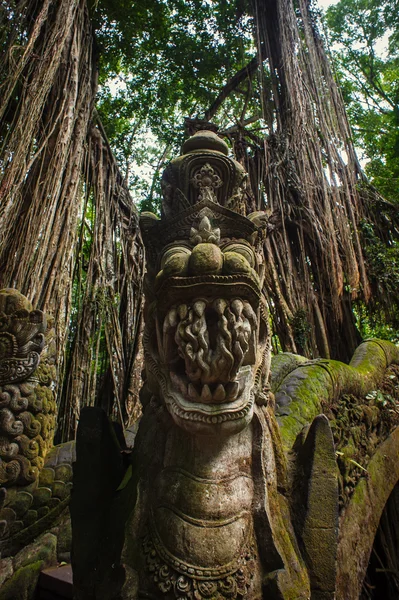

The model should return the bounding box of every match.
[159,130,249,219]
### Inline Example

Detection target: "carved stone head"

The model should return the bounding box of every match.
[140,131,270,436]
[0,289,56,486]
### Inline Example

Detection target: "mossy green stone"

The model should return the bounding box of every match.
[38,467,55,487]
[0,561,43,600]
[54,463,73,483]
[32,487,51,507]
[14,532,57,571]
[10,491,33,519]
[23,509,38,526]
[0,558,13,587]
[162,252,190,277]
[223,251,253,275]
[189,243,223,275]
[0,288,33,313]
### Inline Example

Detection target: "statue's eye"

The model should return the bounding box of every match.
[221,242,255,267]
[160,246,191,270]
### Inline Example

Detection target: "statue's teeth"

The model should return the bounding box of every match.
[178,304,188,319]
[193,300,206,317]
[242,301,256,321]
[188,383,199,401]
[231,299,243,317]
[163,314,170,333]
[213,384,226,402]
[185,344,195,360]
[213,299,227,315]
[200,384,212,403]
[169,308,178,327]
[225,381,239,400]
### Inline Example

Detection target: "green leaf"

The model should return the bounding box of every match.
[116,465,133,491]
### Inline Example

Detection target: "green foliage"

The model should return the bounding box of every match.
[87,0,398,354]
[355,219,399,341]
[290,308,311,352]
[355,302,399,343]
[360,219,399,295]
[325,0,399,203]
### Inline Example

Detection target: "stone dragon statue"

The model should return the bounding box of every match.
[123,130,303,599]
[71,130,399,600]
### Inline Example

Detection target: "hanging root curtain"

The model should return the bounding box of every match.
[218,0,399,361]
[0,0,145,441]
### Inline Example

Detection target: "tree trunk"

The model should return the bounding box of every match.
[0,0,145,440]
[245,0,371,360]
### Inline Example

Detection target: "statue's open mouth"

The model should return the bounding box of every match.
[166,365,254,425]
[159,296,259,425]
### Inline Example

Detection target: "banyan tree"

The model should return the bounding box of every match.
[0,0,145,442]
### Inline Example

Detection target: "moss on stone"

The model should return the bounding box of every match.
[189,243,223,274]
[0,560,43,600]
[276,340,399,453]
[162,252,190,277]
[13,532,57,571]
[223,251,253,275]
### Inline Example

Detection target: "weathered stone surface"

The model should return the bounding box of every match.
[275,340,399,452]
[0,289,76,581]
[0,558,13,587]
[0,560,43,600]
[117,130,310,600]
[70,128,399,600]
[189,242,223,274]
[336,427,399,599]
[13,532,57,571]
[0,289,53,489]
[289,415,338,599]
[182,129,229,155]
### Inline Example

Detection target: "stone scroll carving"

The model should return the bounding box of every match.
[0,288,75,566]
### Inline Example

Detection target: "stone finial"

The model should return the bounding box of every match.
[161,128,248,217]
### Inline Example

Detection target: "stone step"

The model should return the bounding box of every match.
[37,564,73,600]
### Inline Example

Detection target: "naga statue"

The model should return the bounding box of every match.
[122,130,303,598]
[71,129,399,600]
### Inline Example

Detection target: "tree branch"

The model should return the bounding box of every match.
[204,47,266,122]
[220,114,262,135]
